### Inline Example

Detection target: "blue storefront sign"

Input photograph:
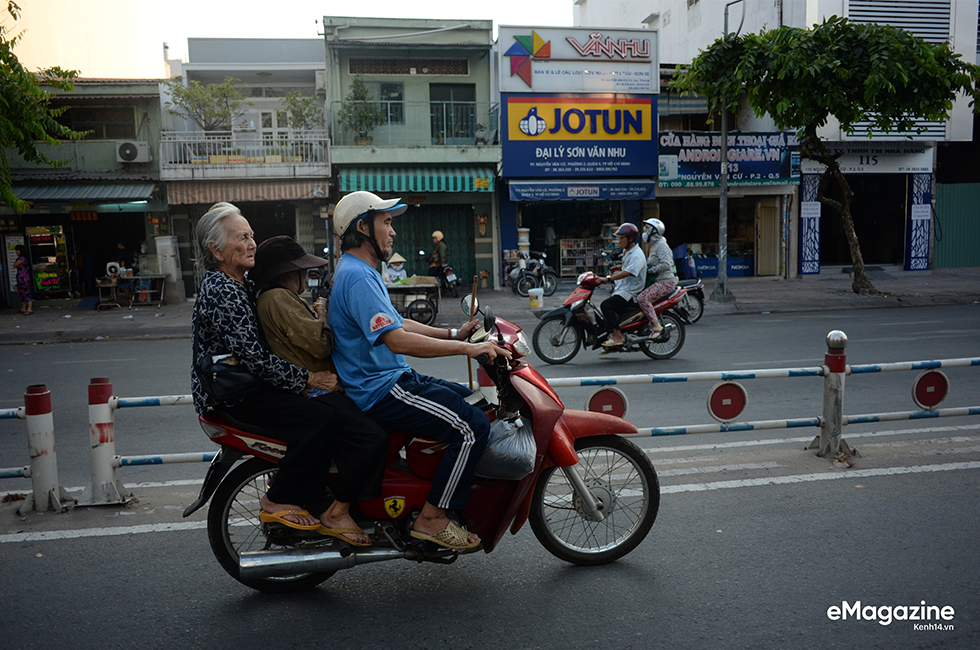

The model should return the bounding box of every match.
[658,131,799,188]
[501,93,658,178]
[508,179,656,201]
[693,256,754,278]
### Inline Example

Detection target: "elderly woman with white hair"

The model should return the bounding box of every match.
[190,202,382,543]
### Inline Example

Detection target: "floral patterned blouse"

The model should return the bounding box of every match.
[191,270,307,414]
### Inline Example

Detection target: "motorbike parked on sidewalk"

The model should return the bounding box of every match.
[419,250,461,298]
[506,251,558,298]
[532,271,688,364]
[183,296,660,593]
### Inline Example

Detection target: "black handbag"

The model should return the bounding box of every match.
[193,338,266,403]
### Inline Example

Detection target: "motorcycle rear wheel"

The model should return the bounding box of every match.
[531,315,581,364]
[640,311,685,360]
[541,272,558,297]
[406,298,436,326]
[208,457,335,593]
[530,435,659,565]
[682,291,704,323]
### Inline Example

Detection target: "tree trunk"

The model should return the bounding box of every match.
[802,129,876,293]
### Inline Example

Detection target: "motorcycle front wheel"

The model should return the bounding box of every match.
[515,273,536,297]
[207,457,335,593]
[640,311,685,360]
[530,435,659,565]
[541,272,559,297]
[532,315,581,364]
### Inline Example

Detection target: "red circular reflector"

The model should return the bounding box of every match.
[586,387,629,418]
[707,381,747,423]
[912,370,949,410]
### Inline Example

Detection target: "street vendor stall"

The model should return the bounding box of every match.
[387,276,439,325]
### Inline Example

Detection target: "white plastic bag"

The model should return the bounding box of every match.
[475,417,535,480]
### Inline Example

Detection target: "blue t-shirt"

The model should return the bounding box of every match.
[329,254,410,410]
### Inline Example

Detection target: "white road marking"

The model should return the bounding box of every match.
[644,424,979,454]
[658,462,780,477]
[661,461,980,494]
[51,358,139,364]
[1,521,206,543]
[4,460,979,545]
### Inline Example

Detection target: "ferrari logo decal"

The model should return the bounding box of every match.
[384,497,406,518]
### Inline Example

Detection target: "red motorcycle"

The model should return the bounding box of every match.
[532,271,688,365]
[183,296,660,593]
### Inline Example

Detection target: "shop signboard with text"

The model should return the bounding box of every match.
[499,26,658,95]
[658,131,800,188]
[502,93,657,178]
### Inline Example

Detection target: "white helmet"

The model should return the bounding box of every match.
[333,191,406,237]
[643,218,665,238]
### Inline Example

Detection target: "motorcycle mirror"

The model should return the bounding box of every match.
[483,306,497,338]
[460,294,479,316]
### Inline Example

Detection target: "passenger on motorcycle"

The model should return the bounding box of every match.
[251,235,388,546]
[329,191,511,550]
[191,203,368,533]
[597,223,647,348]
[638,219,677,340]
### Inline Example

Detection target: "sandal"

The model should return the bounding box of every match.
[258,508,320,531]
[648,329,667,341]
[410,520,480,550]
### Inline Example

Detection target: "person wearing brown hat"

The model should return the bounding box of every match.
[251,235,388,547]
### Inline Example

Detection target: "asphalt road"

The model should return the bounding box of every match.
[1,305,978,649]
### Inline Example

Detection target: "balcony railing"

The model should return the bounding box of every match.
[330,101,500,147]
[160,130,329,180]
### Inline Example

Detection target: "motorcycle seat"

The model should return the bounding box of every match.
[206,408,269,436]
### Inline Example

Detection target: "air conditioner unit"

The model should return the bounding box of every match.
[116,141,150,163]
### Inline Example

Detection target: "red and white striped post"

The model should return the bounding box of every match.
[810,330,854,457]
[19,385,73,514]
[78,377,131,506]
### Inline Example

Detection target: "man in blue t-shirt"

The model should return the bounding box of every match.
[329,191,509,551]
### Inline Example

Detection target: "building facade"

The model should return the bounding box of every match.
[2,79,171,306]
[574,0,980,275]
[159,38,330,296]
[323,16,500,285]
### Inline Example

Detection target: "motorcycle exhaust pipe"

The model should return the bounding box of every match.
[239,546,406,580]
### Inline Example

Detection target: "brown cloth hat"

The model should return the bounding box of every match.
[250,235,328,289]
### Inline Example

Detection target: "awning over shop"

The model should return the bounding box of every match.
[13,182,157,202]
[339,166,495,193]
[508,179,657,202]
[167,180,327,205]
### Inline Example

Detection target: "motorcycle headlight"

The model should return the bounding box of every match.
[570,298,585,310]
[514,331,531,357]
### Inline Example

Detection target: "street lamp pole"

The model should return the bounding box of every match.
[713,0,744,303]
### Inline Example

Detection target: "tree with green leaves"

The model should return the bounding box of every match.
[337,76,386,141]
[281,90,325,131]
[161,76,250,132]
[1,1,89,211]
[675,16,980,292]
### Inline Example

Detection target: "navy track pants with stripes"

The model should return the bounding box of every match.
[367,370,489,510]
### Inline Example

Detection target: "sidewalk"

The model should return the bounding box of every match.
[2,266,977,345]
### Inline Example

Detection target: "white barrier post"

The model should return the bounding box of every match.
[810,330,854,457]
[18,385,73,514]
[78,377,131,506]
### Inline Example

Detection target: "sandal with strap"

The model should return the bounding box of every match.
[410,520,480,550]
